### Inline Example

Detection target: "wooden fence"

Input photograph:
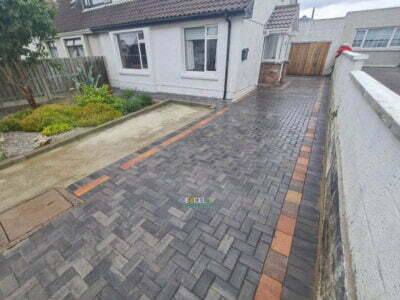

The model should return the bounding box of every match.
[0,56,108,107]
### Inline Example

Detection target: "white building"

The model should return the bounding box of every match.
[50,0,298,99]
[291,7,400,75]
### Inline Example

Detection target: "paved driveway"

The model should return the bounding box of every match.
[364,67,400,95]
[0,77,328,300]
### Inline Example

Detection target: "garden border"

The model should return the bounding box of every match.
[0,99,215,170]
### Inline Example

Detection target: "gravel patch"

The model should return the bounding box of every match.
[2,127,89,159]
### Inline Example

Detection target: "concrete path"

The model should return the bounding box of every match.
[0,103,210,212]
[0,77,328,299]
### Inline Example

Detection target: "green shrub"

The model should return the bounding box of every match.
[42,123,73,136]
[0,109,33,132]
[123,97,144,113]
[75,103,122,127]
[120,89,135,99]
[19,104,79,131]
[73,84,127,113]
[137,94,153,106]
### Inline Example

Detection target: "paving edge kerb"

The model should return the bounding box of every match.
[0,100,215,171]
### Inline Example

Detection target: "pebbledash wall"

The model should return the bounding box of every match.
[293,7,400,75]
[319,51,400,299]
[52,0,286,99]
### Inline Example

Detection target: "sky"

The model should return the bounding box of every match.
[299,0,400,19]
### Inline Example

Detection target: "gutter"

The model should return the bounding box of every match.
[90,10,245,32]
[223,14,232,100]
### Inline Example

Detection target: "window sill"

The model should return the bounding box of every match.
[180,72,218,81]
[119,70,150,76]
[353,47,400,52]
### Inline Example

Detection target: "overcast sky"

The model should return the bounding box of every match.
[299,0,400,19]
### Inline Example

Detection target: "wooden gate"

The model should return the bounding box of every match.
[287,42,330,76]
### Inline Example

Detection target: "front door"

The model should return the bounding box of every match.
[287,42,330,76]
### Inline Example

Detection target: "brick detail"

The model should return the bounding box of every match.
[255,79,324,299]
[73,175,110,196]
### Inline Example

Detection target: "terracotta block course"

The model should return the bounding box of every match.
[276,215,296,236]
[120,148,160,169]
[263,250,289,282]
[300,151,311,159]
[255,274,282,300]
[290,179,304,190]
[301,146,312,153]
[0,189,72,241]
[282,201,300,219]
[73,175,111,196]
[292,171,306,182]
[294,164,307,175]
[285,190,302,204]
[271,230,293,256]
[297,157,309,166]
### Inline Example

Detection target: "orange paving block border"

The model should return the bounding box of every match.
[73,107,230,196]
[254,80,325,299]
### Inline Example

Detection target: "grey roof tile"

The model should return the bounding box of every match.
[265,4,299,30]
[55,0,253,33]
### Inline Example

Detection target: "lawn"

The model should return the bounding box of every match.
[0,85,153,136]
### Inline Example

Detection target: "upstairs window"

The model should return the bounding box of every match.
[65,38,84,57]
[185,25,218,72]
[352,27,399,48]
[83,0,111,8]
[117,31,148,70]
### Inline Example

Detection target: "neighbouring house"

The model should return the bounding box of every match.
[289,6,400,75]
[49,0,299,99]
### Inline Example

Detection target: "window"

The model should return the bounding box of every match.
[47,42,58,58]
[391,28,400,46]
[185,25,218,72]
[352,27,400,48]
[65,38,84,57]
[83,0,111,8]
[352,29,366,47]
[262,34,283,61]
[116,31,148,70]
[364,27,394,48]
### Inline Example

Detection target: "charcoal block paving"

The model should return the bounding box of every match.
[0,77,327,299]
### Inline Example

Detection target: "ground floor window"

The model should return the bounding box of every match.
[262,33,288,62]
[185,25,218,72]
[116,31,148,70]
[352,27,400,48]
[65,38,84,57]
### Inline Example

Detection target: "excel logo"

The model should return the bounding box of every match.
[184,196,216,208]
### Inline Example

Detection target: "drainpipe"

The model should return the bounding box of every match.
[223,14,232,100]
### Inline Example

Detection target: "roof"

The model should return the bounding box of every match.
[55,0,253,33]
[265,4,299,30]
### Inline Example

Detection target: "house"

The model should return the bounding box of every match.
[49,0,299,100]
[289,6,400,75]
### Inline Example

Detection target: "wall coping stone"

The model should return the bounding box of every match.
[342,51,369,61]
[351,70,400,141]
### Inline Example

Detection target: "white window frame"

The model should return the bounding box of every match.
[109,27,151,76]
[61,35,88,58]
[352,26,400,50]
[83,0,111,9]
[181,24,219,81]
[262,32,289,63]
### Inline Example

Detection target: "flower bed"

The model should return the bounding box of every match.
[0,85,153,136]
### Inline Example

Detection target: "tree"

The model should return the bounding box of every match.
[0,0,57,108]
